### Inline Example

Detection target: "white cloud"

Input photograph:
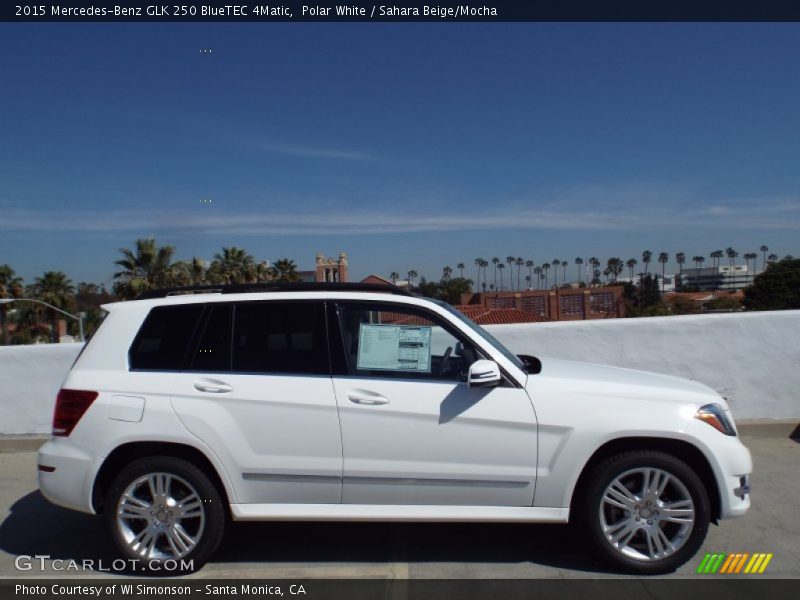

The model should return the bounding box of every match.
[2,196,799,236]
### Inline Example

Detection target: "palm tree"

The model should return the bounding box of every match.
[515,257,524,291]
[725,247,738,290]
[533,266,542,289]
[208,246,256,284]
[113,238,179,299]
[642,250,653,276]
[497,263,505,290]
[552,259,560,287]
[407,270,418,288]
[505,257,515,290]
[271,258,300,282]
[658,252,669,293]
[692,256,705,286]
[491,257,500,290]
[542,263,551,288]
[743,252,758,286]
[174,257,207,286]
[442,266,453,281]
[0,265,24,345]
[675,252,686,287]
[574,257,584,284]
[626,258,637,281]
[474,258,483,292]
[562,261,567,284]
[30,271,75,343]
[525,260,534,289]
[389,272,400,284]
[767,253,778,263]
[606,258,623,283]
[710,250,724,289]
[588,257,600,285]
[760,245,769,272]
[456,263,465,279]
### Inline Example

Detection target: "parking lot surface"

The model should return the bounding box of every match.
[0,433,797,579]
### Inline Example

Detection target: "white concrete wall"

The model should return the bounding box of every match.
[0,310,797,434]
[0,343,83,435]
[487,309,800,420]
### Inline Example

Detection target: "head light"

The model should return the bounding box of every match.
[695,403,737,436]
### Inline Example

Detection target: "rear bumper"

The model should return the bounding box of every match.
[37,438,97,514]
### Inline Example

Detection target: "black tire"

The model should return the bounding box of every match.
[578,450,710,575]
[104,456,225,573]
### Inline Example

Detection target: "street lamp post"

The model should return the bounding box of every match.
[0,299,85,343]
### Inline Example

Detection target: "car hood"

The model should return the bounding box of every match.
[527,357,725,407]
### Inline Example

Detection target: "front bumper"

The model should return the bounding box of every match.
[713,437,752,519]
[37,437,98,514]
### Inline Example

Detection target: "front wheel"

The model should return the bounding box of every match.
[104,456,226,572]
[579,451,711,574]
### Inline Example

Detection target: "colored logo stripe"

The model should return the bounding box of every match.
[698,552,773,574]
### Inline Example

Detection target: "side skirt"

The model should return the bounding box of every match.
[230,504,569,523]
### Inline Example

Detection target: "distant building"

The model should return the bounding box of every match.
[461,287,625,322]
[299,252,349,283]
[679,264,758,291]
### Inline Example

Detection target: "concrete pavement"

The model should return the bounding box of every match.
[0,433,797,579]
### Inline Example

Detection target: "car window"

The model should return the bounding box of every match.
[129,304,204,371]
[335,302,479,382]
[232,301,329,375]
[189,303,232,372]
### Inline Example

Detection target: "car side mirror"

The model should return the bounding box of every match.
[467,360,502,388]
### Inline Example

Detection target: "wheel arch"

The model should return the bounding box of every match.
[92,441,232,515]
[568,436,721,524]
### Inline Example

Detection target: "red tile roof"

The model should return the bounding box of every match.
[453,305,547,325]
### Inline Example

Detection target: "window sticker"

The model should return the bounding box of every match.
[357,324,432,373]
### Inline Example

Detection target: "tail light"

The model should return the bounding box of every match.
[52,389,98,436]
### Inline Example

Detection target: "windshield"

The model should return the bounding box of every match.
[432,299,525,370]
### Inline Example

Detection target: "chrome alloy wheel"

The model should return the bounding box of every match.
[116,472,205,560]
[599,467,695,561]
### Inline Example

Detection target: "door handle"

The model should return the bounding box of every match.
[193,379,232,394]
[347,391,389,406]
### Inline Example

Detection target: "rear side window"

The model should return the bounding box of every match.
[129,304,204,371]
[232,301,328,375]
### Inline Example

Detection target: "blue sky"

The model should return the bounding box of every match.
[1,23,799,286]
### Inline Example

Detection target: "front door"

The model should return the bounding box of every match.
[331,301,537,506]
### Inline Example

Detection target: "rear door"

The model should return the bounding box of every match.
[169,300,342,504]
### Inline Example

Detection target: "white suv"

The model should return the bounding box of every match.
[37,283,751,574]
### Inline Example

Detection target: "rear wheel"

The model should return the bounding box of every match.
[579,451,710,574]
[104,456,225,572]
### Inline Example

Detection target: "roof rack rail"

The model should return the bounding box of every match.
[136,281,414,300]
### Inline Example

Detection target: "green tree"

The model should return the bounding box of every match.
[491,257,500,290]
[389,272,399,284]
[29,271,75,343]
[0,265,24,345]
[743,258,800,311]
[407,269,418,288]
[442,266,453,281]
[113,238,179,299]
[497,263,505,290]
[515,257,524,291]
